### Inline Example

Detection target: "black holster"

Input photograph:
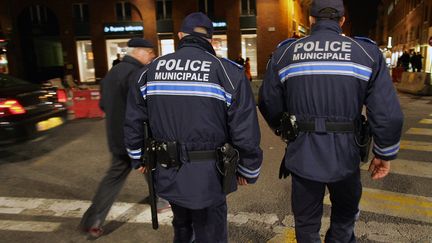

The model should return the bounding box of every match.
[275,113,299,143]
[154,141,180,169]
[355,115,372,162]
[217,143,239,194]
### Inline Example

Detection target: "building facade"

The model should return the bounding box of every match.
[375,0,432,72]
[0,0,313,83]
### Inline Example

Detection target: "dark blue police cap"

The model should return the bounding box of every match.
[310,0,345,18]
[127,38,154,48]
[180,12,213,39]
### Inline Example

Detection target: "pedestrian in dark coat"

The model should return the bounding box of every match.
[79,38,159,239]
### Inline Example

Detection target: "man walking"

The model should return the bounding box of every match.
[79,38,170,239]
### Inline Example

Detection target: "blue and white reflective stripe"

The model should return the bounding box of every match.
[127,148,142,159]
[278,61,372,82]
[237,164,261,178]
[145,81,232,106]
[373,142,400,157]
[140,85,147,99]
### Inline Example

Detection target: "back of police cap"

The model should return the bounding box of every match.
[180,12,214,39]
[310,0,345,18]
[127,38,154,48]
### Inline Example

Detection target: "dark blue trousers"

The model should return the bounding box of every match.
[291,170,362,243]
[170,201,227,243]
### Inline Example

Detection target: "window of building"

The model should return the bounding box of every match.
[116,1,132,21]
[241,34,257,77]
[198,0,214,17]
[241,0,256,16]
[106,39,129,69]
[212,35,228,58]
[29,5,49,24]
[159,39,175,56]
[76,40,95,82]
[73,3,89,23]
[156,0,172,20]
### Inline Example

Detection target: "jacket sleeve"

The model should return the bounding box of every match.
[227,73,263,184]
[258,56,286,130]
[366,50,404,161]
[124,71,149,169]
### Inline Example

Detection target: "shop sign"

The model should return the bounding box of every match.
[213,21,227,30]
[103,22,144,36]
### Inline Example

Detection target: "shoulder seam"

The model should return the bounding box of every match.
[343,36,375,63]
[205,52,235,90]
[277,36,310,64]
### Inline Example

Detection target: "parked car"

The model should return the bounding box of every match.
[0,74,68,145]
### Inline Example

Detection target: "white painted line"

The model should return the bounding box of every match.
[0,208,25,214]
[324,188,432,223]
[0,197,277,227]
[400,140,432,152]
[360,159,432,179]
[269,215,432,243]
[406,128,432,136]
[0,220,60,232]
[419,119,432,124]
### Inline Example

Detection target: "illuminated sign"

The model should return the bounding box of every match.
[213,22,227,28]
[103,22,144,36]
[212,21,227,30]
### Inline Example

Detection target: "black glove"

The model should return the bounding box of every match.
[278,156,290,179]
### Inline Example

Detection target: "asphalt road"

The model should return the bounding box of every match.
[0,91,431,243]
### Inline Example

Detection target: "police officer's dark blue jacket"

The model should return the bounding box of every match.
[259,20,403,183]
[100,55,145,155]
[124,35,263,209]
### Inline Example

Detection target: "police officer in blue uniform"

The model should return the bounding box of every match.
[259,0,403,242]
[124,12,263,243]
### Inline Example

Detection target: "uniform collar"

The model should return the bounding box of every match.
[311,20,343,34]
[122,55,144,67]
[178,35,216,55]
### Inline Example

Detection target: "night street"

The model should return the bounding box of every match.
[0,90,431,243]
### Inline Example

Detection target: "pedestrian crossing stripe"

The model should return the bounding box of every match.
[406,128,432,136]
[0,220,61,232]
[400,140,432,152]
[360,159,432,179]
[267,215,432,243]
[419,119,432,124]
[324,188,432,223]
[0,197,278,227]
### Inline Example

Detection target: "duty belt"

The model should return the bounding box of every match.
[297,121,356,133]
[188,150,217,161]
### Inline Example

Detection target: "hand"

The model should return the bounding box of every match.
[237,176,248,186]
[368,157,391,180]
[137,166,148,174]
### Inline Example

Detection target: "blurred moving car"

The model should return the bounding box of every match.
[0,74,68,145]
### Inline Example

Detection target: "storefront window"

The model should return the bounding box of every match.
[76,40,95,82]
[212,35,228,58]
[241,34,257,76]
[159,39,174,56]
[0,41,8,74]
[105,39,129,69]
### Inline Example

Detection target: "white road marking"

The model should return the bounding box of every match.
[324,188,432,223]
[269,215,432,243]
[406,128,432,136]
[360,159,432,179]
[0,220,61,232]
[0,197,277,227]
